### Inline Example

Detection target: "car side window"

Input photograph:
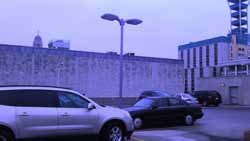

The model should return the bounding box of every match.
[155,99,169,108]
[169,98,183,106]
[58,92,89,108]
[142,92,153,97]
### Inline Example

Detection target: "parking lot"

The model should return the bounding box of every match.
[28,106,250,141]
[132,106,250,141]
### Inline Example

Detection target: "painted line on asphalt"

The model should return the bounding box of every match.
[131,136,145,141]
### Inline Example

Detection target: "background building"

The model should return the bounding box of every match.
[178,0,250,105]
[178,37,231,92]
[48,40,70,50]
[33,33,43,48]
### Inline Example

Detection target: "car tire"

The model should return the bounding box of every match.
[184,114,194,126]
[214,103,219,107]
[100,122,125,141]
[134,118,143,129]
[202,101,208,107]
[0,129,14,141]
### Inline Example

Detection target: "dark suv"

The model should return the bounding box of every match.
[193,91,222,106]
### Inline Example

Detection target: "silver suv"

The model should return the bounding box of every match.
[0,86,134,141]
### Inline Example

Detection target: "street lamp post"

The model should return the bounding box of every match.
[101,13,142,98]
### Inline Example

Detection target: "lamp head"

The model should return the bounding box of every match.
[101,13,120,22]
[126,19,143,25]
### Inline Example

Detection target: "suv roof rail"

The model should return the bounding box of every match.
[0,85,72,90]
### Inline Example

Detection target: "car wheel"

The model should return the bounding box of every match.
[184,114,194,126]
[202,101,208,107]
[134,118,142,129]
[100,122,125,141]
[0,130,14,141]
[214,103,219,107]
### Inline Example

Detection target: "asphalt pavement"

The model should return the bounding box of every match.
[23,106,250,141]
[132,106,250,141]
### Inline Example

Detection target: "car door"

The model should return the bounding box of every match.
[143,98,171,125]
[56,91,99,136]
[15,90,59,138]
[154,98,173,124]
[167,98,187,122]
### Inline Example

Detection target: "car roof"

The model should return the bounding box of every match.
[143,90,167,93]
[0,85,80,95]
[195,90,218,93]
[144,96,171,100]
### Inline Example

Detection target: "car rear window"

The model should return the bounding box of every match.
[0,90,58,107]
[134,98,154,108]
[0,91,16,106]
[210,92,221,97]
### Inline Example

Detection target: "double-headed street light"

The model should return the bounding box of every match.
[101,13,143,98]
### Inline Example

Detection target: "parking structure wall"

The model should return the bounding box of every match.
[0,44,184,105]
[196,76,250,105]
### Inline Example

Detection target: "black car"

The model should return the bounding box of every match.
[124,97,203,129]
[137,90,174,101]
[193,91,222,106]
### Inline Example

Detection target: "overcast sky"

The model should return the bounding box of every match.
[0,0,233,58]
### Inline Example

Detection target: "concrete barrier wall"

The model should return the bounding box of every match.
[0,44,184,98]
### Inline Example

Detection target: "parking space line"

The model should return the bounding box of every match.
[131,137,144,141]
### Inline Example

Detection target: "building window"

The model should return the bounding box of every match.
[238,48,245,52]
[184,69,188,92]
[220,68,224,76]
[213,67,217,77]
[206,45,210,66]
[181,50,183,60]
[191,69,195,92]
[187,49,190,68]
[200,68,204,78]
[214,43,218,65]
[193,48,196,68]
[199,47,203,67]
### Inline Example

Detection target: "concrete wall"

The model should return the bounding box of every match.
[0,44,184,98]
[196,76,250,105]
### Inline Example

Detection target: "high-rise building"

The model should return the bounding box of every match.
[228,0,248,34]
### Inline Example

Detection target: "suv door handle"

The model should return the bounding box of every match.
[61,112,70,116]
[19,112,29,117]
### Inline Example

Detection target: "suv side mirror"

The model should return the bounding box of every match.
[87,103,96,111]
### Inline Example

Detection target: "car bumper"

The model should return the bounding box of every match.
[193,111,204,119]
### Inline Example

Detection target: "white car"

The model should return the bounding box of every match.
[0,86,134,141]
[177,93,199,104]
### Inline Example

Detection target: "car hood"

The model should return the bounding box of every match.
[124,106,147,112]
[100,106,132,116]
